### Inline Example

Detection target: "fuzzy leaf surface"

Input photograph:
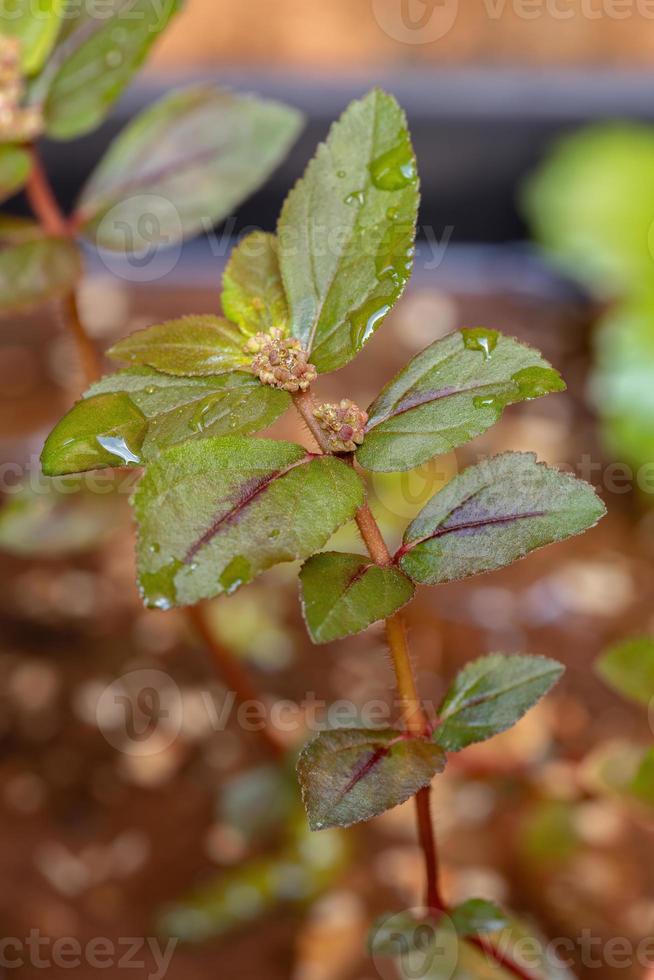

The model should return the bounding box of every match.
[398,452,605,585]
[0,237,81,311]
[435,653,564,751]
[107,316,250,377]
[33,0,182,140]
[134,437,364,608]
[76,87,302,248]
[0,145,30,203]
[357,329,565,472]
[596,636,654,706]
[278,88,418,373]
[87,367,289,456]
[297,728,445,830]
[222,231,289,336]
[41,392,147,475]
[300,551,414,643]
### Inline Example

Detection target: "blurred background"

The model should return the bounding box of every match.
[2,2,654,978]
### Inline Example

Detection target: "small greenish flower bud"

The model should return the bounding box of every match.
[313,399,368,453]
[0,36,43,143]
[245,328,317,392]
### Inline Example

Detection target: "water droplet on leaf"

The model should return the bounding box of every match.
[461,328,499,360]
[219,556,251,595]
[369,137,417,191]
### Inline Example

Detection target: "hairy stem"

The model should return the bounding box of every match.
[291,386,538,980]
[25,146,101,386]
[186,604,286,761]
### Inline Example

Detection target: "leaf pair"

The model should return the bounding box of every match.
[300,453,605,645]
[298,653,564,831]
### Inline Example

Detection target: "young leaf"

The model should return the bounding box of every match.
[299,551,414,644]
[88,367,289,455]
[297,728,445,830]
[0,237,81,311]
[32,0,182,140]
[357,329,565,472]
[434,653,564,752]
[41,392,147,476]
[450,899,509,937]
[0,0,65,74]
[107,316,250,377]
[398,452,605,585]
[596,636,654,706]
[0,145,31,203]
[134,437,364,608]
[75,87,302,249]
[278,88,418,374]
[222,232,289,336]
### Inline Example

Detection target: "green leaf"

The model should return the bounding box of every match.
[398,452,605,585]
[41,392,147,476]
[33,0,182,140]
[107,316,250,377]
[0,0,65,74]
[297,728,445,830]
[134,437,364,608]
[222,231,289,336]
[0,145,30,203]
[75,86,302,248]
[357,329,565,472]
[0,237,81,311]
[299,551,414,643]
[434,653,564,752]
[278,88,418,373]
[522,123,654,298]
[450,899,509,937]
[596,636,654,706]
[87,367,289,456]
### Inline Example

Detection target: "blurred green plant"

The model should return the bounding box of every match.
[523,124,654,474]
[42,86,607,978]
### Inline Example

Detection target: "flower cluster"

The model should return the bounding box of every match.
[313,399,368,453]
[0,36,43,142]
[245,328,317,392]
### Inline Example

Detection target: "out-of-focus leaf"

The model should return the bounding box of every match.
[0,145,30,203]
[593,298,654,472]
[107,316,250,376]
[434,654,564,752]
[32,0,182,140]
[134,436,364,608]
[596,635,654,706]
[278,88,418,373]
[581,739,654,813]
[297,728,445,830]
[222,231,289,336]
[159,812,348,942]
[522,123,654,298]
[220,763,298,842]
[450,899,509,937]
[357,329,565,472]
[76,86,302,248]
[0,483,123,557]
[398,453,605,585]
[88,367,289,455]
[41,392,147,475]
[631,747,654,808]
[0,237,81,311]
[0,0,65,74]
[519,800,579,866]
[299,551,414,643]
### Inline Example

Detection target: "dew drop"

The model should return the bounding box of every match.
[344,190,365,206]
[369,137,417,191]
[96,435,142,466]
[219,556,251,595]
[461,328,499,360]
[510,366,565,400]
[336,170,346,178]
